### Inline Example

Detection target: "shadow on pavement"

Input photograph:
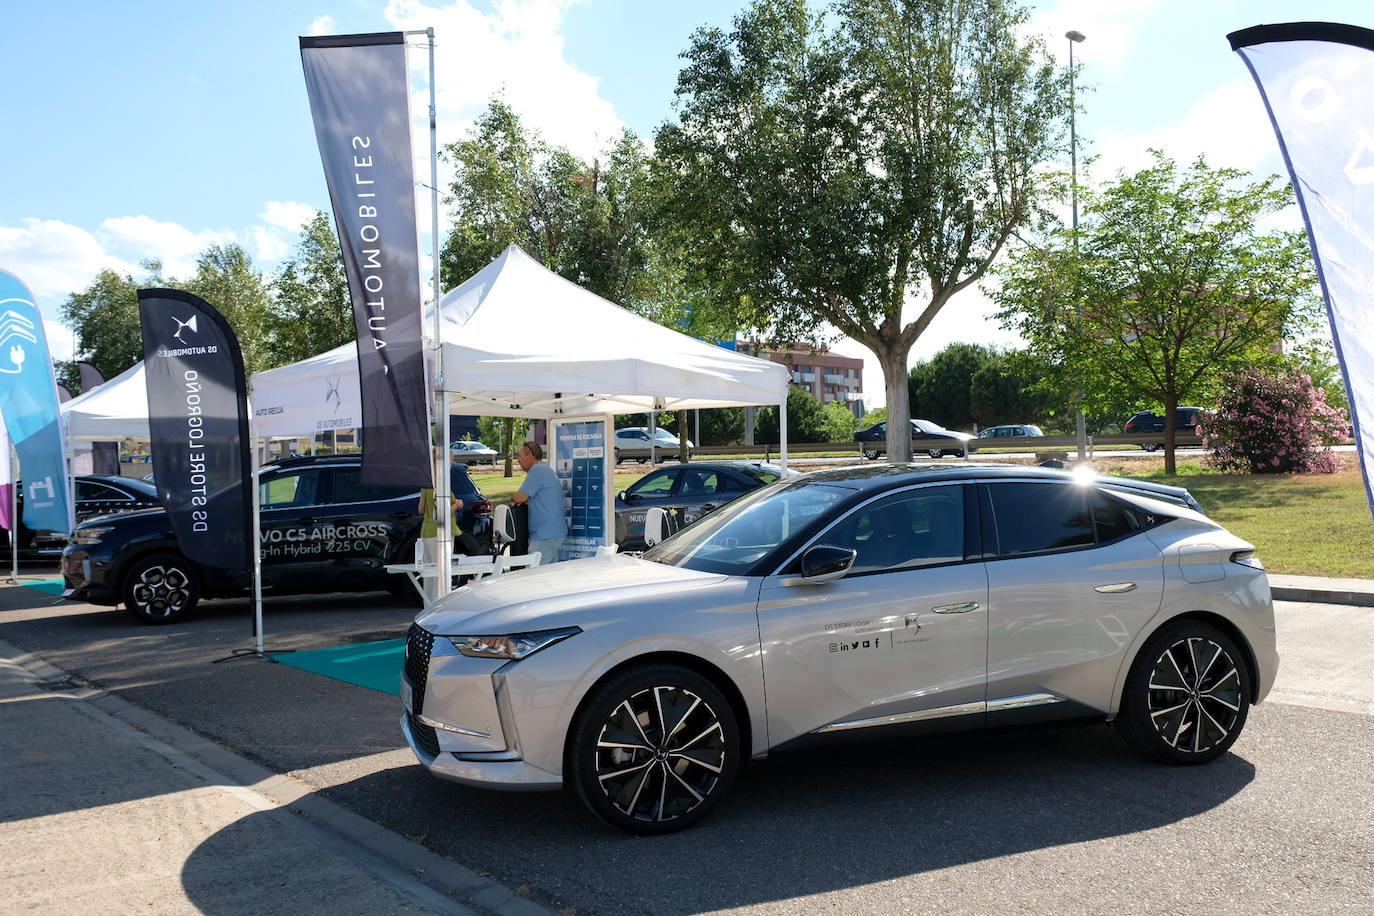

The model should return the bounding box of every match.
[206,725,1253,916]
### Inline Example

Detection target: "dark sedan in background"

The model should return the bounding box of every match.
[3,475,162,561]
[614,461,796,551]
[856,419,974,459]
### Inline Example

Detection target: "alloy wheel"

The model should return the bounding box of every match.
[131,565,193,618]
[593,684,727,824]
[1144,636,1243,754]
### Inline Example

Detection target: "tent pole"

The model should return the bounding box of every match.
[427,27,452,601]
[9,445,17,584]
[779,395,789,472]
[248,405,264,654]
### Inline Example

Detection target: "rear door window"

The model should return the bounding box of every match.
[331,467,415,504]
[985,482,1094,557]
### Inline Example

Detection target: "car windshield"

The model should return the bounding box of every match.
[641,478,852,575]
[740,464,794,484]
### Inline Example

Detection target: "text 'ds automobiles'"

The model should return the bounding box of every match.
[401,463,1277,834]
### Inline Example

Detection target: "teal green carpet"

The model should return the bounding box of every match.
[272,638,405,695]
[24,579,66,595]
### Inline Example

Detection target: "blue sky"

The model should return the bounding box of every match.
[2,0,1371,403]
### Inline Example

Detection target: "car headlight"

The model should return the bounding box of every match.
[70,526,113,546]
[446,627,581,660]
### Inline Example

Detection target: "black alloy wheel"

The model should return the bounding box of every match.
[1118,621,1251,764]
[122,554,201,624]
[1143,442,1160,452]
[863,449,881,461]
[569,664,740,835]
[928,448,945,458]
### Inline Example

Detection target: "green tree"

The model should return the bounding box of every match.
[265,212,352,368]
[184,244,273,376]
[907,343,998,430]
[655,0,1069,461]
[968,349,1057,431]
[754,384,830,443]
[995,152,1320,473]
[60,260,166,381]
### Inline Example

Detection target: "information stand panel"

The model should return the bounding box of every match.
[550,417,611,560]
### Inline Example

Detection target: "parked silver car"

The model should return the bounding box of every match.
[402,464,1277,834]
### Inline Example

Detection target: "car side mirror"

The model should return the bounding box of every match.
[620,490,635,502]
[799,545,857,584]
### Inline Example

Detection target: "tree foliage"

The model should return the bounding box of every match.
[265,211,352,368]
[655,0,1069,460]
[183,244,273,376]
[60,261,166,382]
[995,152,1320,473]
[1197,367,1348,474]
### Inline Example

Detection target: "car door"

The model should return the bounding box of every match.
[757,483,989,747]
[980,481,1165,722]
[675,466,727,527]
[319,466,419,581]
[74,480,138,521]
[614,468,682,546]
[257,466,330,589]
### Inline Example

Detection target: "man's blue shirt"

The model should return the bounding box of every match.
[520,461,567,540]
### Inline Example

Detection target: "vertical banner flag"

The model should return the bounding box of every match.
[300,32,431,488]
[1231,22,1374,517]
[138,289,252,572]
[0,269,73,533]
[0,415,11,532]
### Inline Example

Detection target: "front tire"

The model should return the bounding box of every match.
[568,664,740,835]
[1117,621,1251,764]
[863,448,881,461]
[928,448,945,458]
[1142,442,1160,452]
[122,553,201,624]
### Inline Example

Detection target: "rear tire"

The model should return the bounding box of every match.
[1117,620,1251,764]
[568,663,740,834]
[928,448,945,458]
[863,449,881,461]
[122,553,201,624]
[1143,442,1160,452]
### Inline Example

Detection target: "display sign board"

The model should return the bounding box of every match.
[552,419,608,560]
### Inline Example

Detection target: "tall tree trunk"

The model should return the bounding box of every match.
[881,348,913,463]
[1163,395,1178,476]
[502,418,515,478]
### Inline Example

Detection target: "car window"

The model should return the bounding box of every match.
[1090,491,1137,543]
[679,469,719,497]
[261,469,322,509]
[629,469,677,497]
[643,479,850,575]
[986,482,1094,556]
[332,468,415,504]
[76,481,130,501]
[817,486,965,575]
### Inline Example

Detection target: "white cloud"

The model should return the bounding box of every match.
[1026,0,1163,74]
[98,215,236,280]
[45,320,77,363]
[309,15,337,36]
[0,218,139,313]
[251,200,319,265]
[261,200,317,232]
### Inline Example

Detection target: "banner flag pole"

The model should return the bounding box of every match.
[425,26,453,601]
[8,444,16,584]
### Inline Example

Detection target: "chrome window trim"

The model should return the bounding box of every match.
[767,481,972,579]
[985,693,1064,712]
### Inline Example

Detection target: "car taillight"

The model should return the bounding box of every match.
[1230,549,1264,570]
[471,500,492,516]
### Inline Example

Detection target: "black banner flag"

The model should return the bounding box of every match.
[300,32,432,489]
[138,289,252,572]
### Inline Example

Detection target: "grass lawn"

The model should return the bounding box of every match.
[1092,456,1374,578]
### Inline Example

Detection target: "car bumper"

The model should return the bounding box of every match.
[400,712,561,790]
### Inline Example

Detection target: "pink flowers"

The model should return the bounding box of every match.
[1196,367,1350,474]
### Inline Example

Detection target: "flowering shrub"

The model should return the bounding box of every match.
[1196,367,1350,474]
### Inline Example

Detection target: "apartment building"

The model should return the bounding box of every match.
[740,343,864,407]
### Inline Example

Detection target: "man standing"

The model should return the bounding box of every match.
[510,440,566,563]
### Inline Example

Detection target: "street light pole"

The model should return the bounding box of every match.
[1067,29,1087,461]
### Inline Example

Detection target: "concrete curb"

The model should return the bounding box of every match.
[0,640,560,916]
[1268,574,1374,608]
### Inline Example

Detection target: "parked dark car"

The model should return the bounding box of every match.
[614,461,797,551]
[1125,407,1204,451]
[61,456,450,623]
[856,419,974,459]
[2,475,163,562]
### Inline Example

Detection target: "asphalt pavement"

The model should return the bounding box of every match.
[1,572,1371,915]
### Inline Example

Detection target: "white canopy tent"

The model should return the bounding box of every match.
[61,361,149,440]
[250,245,791,431]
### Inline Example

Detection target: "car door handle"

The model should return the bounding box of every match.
[297,517,318,525]
[931,601,979,614]
[701,503,716,512]
[1094,582,1137,594]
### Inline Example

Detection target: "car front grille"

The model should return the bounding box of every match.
[404,623,441,757]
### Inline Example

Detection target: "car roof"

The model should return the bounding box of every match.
[259,454,363,473]
[80,475,159,496]
[788,462,1196,501]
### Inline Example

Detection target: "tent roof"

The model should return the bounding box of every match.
[61,361,148,440]
[250,246,788,437]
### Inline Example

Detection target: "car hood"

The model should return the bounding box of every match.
[78,506,168,527]
[415,554,729,634]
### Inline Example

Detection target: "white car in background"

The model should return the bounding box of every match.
[613,427,694,463]
[450,440,499,465]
